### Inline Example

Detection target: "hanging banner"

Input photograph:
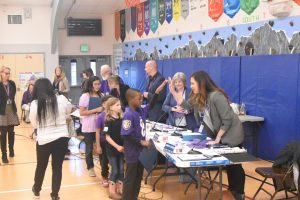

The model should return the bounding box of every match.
[150,0,159,33]
[158,0,165,25]
[131,7,137,32]
[181,0,189,19]
[115,12,120,41]
[208,0,224,22]
[173,0,181,21]
[126,9,131,33]
[136,3,144,37]
[190,0,200,13]
[224,0,240,18]
[144,1,150,35]
[166,0,173,23]
[294,0,300,6]
[120,10,126,42]
[240,0,259,15]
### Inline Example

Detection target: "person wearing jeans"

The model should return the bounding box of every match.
[29,78,72,200]
[79,76,104,177]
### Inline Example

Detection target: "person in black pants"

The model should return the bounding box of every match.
[0,66,20,164]
[170,71,245,200]
[96,95,114,187]
[29,78,73,200]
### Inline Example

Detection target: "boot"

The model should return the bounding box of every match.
[116,180,123,195]
[8,131,15,157]
[0,133,9,163]
[108,181,121,200]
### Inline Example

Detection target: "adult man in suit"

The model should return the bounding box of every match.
[143,60,167,122]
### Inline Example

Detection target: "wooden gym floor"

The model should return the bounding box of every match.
[0,122,298,200]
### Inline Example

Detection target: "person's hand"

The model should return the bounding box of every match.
[96,145,102,155]
[168,77,176,95]
[171,106,185,113]
[141,140,151,148]
[155,80,168,94]
[143,92,148,99]
[117,146,124,153]
[206,138,221,145]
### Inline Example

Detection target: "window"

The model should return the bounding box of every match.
[70,59,77,86]
[90,59,96,75]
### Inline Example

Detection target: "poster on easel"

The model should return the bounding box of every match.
[19,72,44,91]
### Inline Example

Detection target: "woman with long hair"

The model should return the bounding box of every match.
[29,78,72,200]
[81,68,94,94]
[0,66,19,164]
[79,76,104,177]
[52,66,70,98]
[169,71,245,200]
[108,75,130,110]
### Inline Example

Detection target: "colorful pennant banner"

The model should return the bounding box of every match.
[115,12,120,40]
[208,0,224,22]
[173,0,181,21]
[181,0,189,19]
[120,9,126,42]
[136,3,144,37]
[166,0,173,23]
[150,0,159,33]
[131,7,137,32]
[158,0,165,25]
[224,0,240,18]
[240,0,259,15]
[126,8,131,33]
[144,1,150,35]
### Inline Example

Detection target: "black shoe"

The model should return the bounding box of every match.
[51,194,60,200]
[32,186,40,199]
[233,193,245,200]
[9,151,14,157]
[2,157,9,164]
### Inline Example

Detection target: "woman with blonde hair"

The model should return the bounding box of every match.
[52,66,70,98]
[0,66,19,164]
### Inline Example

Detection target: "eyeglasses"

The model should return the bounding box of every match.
[4,72,10,75]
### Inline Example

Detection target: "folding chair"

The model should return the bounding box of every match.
[253,164,298,199]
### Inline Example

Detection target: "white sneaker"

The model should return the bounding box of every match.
[88,168,96,177]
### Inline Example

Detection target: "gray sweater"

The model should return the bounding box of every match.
[181,91,244,147]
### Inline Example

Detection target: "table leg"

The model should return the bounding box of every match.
[197,168,202,200]
[219,166,223,200]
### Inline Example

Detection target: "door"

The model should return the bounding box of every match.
[0,53,44,118]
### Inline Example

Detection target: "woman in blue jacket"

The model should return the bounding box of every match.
[162,72,196,131]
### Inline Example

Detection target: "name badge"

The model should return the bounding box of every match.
[7,99,12,104]
[199,124,204,133]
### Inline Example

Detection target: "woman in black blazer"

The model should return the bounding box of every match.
[0,66,20,164]
[108,75,130,110]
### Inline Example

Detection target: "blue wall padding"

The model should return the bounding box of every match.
[120,60,164,92]
[119,55,300,160]
[161,57,241,102]
[240,54,300,160]
[296,56,300,142]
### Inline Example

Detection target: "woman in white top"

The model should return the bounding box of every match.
[29,78,72,200]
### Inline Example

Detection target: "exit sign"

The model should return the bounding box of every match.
[80,44,89,52]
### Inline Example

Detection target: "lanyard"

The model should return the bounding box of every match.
[3,84,10,98]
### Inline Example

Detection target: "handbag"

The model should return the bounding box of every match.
[66,116,77,137]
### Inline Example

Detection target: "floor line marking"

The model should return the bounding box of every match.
[0,182,100,194]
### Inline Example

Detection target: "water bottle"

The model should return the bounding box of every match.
[240,102,246,115]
